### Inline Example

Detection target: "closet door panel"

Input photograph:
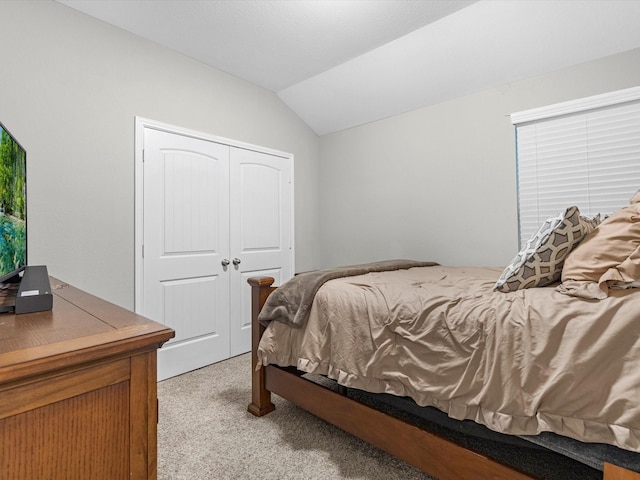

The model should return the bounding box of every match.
[143,128,231,380]
[229,147,293,356]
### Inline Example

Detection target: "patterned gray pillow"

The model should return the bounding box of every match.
[494,206,600,292]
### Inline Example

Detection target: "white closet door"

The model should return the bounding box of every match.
[229,147,293,356]
[143,128,231,380]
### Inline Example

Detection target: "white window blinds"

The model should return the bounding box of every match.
[511,86,640,248]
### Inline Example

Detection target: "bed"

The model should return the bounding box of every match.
[247,202,640,479]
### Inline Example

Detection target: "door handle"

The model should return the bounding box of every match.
[232,258,241,266]
[221,259,230,267]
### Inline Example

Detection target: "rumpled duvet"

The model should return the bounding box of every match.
[257,265,640,452]
[258,259,438,327]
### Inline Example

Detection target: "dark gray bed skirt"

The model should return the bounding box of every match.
[302,373,640,478]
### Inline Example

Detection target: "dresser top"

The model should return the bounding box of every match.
[0,277,174,383]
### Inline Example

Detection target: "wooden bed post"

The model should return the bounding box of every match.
[247,276,277,417]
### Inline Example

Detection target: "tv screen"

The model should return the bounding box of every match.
[0,121,26,284]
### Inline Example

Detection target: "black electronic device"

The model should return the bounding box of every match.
[0,121,27,285]
[15,265,52,314]
[0,120,51,315]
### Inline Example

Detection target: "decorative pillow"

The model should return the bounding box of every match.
[494,206,600,292]
[558,193,640,299]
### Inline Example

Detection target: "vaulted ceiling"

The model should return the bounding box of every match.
[56,0,640,135]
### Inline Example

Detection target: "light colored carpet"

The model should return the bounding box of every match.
[157,353,431,480]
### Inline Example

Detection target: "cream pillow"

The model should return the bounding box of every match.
[559,192,640,299]
[494,206,599,292]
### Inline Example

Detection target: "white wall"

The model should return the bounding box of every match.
[319,48,640,269]
[4,1,639,309]
[0,1,320,309]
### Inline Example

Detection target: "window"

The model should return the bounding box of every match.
[511,86,640,247]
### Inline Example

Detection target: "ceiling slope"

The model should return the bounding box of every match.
[56,0,640,135]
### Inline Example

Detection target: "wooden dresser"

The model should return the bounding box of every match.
[0,277,174,479]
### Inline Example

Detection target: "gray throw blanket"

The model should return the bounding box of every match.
[258,259,438,328]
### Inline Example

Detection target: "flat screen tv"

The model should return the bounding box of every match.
[0,121,26,285]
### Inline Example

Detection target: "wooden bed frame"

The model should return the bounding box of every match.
[246,276,640,480]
